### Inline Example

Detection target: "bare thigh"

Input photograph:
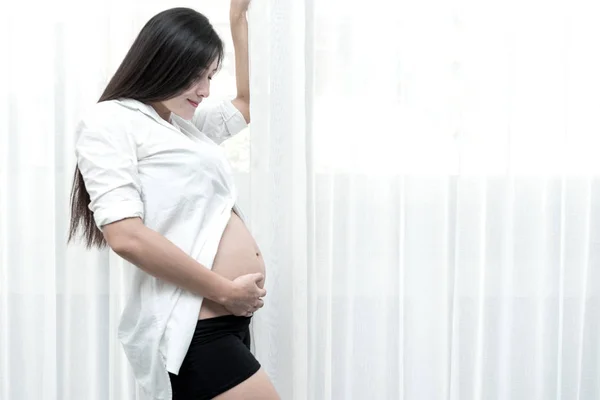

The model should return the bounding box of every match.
[212,368,280,400]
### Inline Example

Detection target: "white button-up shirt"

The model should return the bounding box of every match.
[75,98,248,399]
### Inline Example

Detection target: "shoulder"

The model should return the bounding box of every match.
[76,99,153,145]
[75,100,144,151]
[78,99,137,130]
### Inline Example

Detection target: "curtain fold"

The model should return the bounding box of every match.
[248,0,311,397]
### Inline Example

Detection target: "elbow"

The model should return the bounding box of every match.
[232,96,250,124]
[107,234,140,258]
[102,218,144,257]
[241,107,251,124]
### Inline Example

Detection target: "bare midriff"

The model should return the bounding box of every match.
[199,210,266,319]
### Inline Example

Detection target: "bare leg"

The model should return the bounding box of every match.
[212,369,280,400]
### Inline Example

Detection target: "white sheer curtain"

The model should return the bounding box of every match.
[1,0,600,400]
[249,0,600,399]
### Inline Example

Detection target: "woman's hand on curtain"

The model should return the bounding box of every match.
[230,0,251,123]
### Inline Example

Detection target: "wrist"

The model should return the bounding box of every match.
[214,277,236,305]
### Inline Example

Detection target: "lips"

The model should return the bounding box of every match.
[188,99,199,108]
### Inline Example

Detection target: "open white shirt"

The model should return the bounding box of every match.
[75,98,248,399]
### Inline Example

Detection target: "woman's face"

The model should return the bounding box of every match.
[159,59,219,121]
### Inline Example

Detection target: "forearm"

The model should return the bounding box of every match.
[230,8,250,120]
[106,219,232,304]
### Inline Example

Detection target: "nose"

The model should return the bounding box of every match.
[195,79,210,99]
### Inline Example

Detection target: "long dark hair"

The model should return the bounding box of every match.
[69,7,224,248]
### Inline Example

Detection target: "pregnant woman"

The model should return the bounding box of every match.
[68,2,279,399]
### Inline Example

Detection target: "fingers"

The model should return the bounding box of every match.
[232,309,247,317]
[249,273,267,296]
[228,298,264,317]
[237,309,255,317]
[252,273,265,284]
[243,299,264,317]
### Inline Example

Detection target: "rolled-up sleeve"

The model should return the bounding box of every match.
[75,110,144,229]
[191,100,248,144]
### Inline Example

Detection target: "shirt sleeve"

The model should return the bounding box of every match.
[191,100,248,144]
[75,106,144,230]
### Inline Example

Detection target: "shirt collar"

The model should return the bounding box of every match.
[116,98,178,132]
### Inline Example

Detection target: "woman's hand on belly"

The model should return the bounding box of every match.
[221,272,267,317]
[201,211,267,319]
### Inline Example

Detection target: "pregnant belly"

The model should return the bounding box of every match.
[199,210,266,320]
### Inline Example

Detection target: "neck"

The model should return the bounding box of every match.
[150,102,171,122]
